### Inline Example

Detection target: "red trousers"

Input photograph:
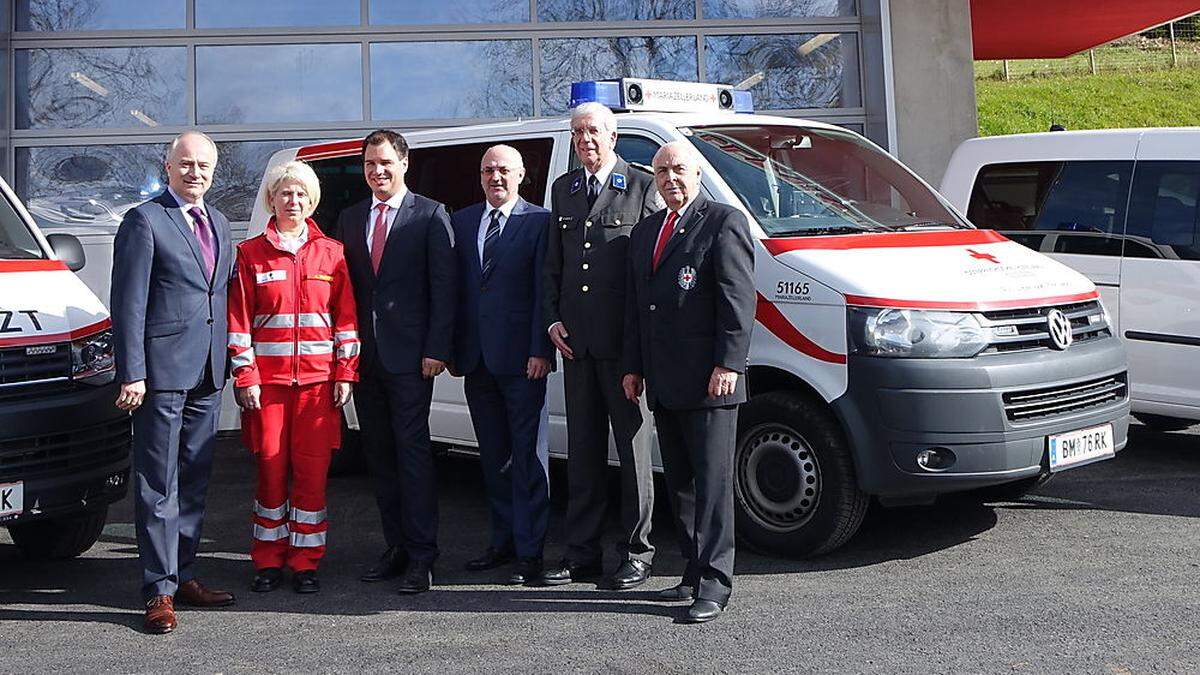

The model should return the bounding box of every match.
[243,383,340,572]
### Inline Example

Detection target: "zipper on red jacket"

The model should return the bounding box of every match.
[292,249,300,386]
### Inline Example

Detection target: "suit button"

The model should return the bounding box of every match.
[649,304,656,311]
[582,263,589,270]
[615,219,621,225]
[584,242,591,249]
[582,285,589,292]
[585,220,592,227]
[207,318,214,325]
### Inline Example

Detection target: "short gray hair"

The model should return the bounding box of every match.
[263,160,321,219]
[166,131,218,162]
[570,102,617,135]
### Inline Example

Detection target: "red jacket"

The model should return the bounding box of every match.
[228,218,359,387]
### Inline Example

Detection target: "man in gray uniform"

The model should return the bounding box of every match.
[542,102,663,589]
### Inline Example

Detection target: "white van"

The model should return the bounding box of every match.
[0,175,131,558]
[941,128,1200,431]
[252,79,1131,557]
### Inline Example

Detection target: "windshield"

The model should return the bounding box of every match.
[685,125,968,237]
[0,192,44,260]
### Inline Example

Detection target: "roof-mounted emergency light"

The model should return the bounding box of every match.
[569,78,754,114]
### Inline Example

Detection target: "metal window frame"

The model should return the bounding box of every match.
[1,0,887,185]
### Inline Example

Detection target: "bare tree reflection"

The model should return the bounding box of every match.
[540,37,698,114]
[706,34,852,109]
[538,0,692,21]
[18,144,163,229]
[703,0,855,19]
[18,0,185,31]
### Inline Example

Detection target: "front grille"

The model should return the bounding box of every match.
[980,300,1111,353]
[1003,372,1128,422]
[0,343,73,402]
[0,418,131,483]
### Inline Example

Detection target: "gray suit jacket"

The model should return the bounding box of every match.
[542,156,663,360]
[111,190,233,391]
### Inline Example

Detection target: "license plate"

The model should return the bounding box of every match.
[1048,423,1115,472]
[0,481,23,520]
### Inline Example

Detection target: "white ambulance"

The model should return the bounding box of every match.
[251,79,1130,557]
[0,175,130,559]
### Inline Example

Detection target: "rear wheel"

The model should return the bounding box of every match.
[1133,413,1196,433]
[734,391,869,558]
[8,507,108,560]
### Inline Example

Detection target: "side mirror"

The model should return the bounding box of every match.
[46,233,86,272]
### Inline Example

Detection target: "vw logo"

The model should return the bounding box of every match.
[1046,309,1073,350]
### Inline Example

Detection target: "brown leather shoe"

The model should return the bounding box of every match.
[175,579,236,608]
[143,595,177,634]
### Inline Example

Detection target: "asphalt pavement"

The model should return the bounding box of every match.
[2,422,1197,674]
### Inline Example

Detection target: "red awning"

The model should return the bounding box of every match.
[972,0,1200,59]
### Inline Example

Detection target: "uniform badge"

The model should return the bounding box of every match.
[677,265,697,290]
[611,173,627,191]
[569,175,583,194]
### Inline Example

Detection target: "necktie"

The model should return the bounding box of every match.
[652,211,679,271]
[481,208,502,277]
[370,203,388,274]
[587,175,600,210]
[187,206,216,281]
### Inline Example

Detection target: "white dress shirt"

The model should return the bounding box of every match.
[366,188,407,256]
[584,156,617,196]
[167,185,209,234]
[477,198,518,266]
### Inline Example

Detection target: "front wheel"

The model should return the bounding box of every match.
[734,391,869,558]
[7,507,108,560]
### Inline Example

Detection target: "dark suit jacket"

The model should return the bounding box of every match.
[543,156,663,360]
[452,198,554,377]
[111,190,233,391]
[623,194,756,411]
[336,190,456,376]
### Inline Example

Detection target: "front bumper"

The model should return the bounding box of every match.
[0,381,131,525]
[832,337,1130,499]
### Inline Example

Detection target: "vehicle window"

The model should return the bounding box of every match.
[686,124,966,236]
[1034,161,1132,257]
[1003,232,1047,250]
[0,195,43,260]
[616,135,661,169]
[1126,161,1200,261]
[306,137,555,237]
[966,161,1060,232]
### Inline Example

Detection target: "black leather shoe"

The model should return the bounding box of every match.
[611,560,652,590]
[541,558,603,586]
[293,570,319,594]
[361,546,408,583]
[395,560,433,594]
[508,557,544,585]
[465,546,515,572]
[251,568,283,593]
[657,584,695,601]
[683,599,725,623]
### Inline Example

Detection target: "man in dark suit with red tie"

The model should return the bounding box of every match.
[622,141,756,624]
[336,129,457,594]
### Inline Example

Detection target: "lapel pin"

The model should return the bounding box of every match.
[570,175,583,194]
[611,173,627,191]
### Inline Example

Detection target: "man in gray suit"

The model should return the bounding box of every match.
[111,131,236,635]
[542,102,663,589]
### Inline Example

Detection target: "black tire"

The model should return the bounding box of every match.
[1133,413,1196,433]
[734,391,869,558]
[8,507,108,560]
[966,472,1052,502]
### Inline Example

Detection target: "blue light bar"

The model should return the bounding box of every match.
[570,80,622,110]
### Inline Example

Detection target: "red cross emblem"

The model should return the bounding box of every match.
[967,248,1000,264]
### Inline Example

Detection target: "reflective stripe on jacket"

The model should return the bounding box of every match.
[227,217,360,387]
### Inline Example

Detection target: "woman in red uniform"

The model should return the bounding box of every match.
[227,160,359,594]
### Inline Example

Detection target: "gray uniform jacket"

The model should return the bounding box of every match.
[542,156,663,360]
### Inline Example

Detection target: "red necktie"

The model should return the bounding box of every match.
[652,211,679,271]
[370,203,388,274]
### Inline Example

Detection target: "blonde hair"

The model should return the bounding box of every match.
[263,160,321,219]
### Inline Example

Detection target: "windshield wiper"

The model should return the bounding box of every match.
[882,220,968,231]
[769,224,883,237]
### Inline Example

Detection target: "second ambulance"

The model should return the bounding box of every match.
[250,79,1130,557]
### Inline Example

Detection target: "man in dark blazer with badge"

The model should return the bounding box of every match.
[336,129,456,594]
[622,141,756,624]
[542,102,664,589]
[111,131,236,634]
[451,145,554,585]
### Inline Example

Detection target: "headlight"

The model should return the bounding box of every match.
[848,307,988,358]
[71,328,116,385]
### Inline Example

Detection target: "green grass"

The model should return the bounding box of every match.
[976,66,1200,136]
